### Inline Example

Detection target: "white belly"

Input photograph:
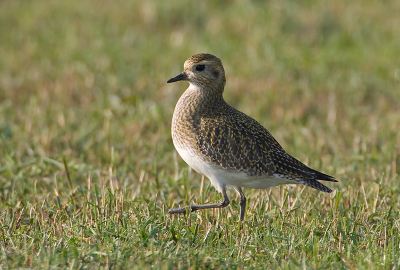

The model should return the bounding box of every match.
[174,144,296,193]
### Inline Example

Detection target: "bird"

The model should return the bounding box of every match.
[167,53,337,221]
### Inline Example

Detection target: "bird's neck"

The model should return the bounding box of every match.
[181,83,224,108]
[173,84,226,123]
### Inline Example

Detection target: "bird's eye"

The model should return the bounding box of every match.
[196,65,205,71]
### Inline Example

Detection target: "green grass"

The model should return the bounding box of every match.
[1,0,400,268]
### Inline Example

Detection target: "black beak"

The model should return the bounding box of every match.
[167,72,187,83]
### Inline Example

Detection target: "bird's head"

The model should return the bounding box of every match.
[167,53,226,91]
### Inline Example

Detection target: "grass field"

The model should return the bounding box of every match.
[1,0,400,268]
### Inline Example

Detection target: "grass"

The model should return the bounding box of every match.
[0,0,400,268]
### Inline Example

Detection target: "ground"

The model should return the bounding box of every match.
[0,0,400,269]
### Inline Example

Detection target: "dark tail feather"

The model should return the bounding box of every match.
[296,178,334,193]
[311,169,337,182]
[296,168,337,193]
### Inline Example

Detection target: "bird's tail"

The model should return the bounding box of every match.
[299,179,334,193]
[312,170,337,183]
[296,170,337,193]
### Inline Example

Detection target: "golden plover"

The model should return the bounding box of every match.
[167,53,337,221]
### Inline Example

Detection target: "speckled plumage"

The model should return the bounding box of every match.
[167,53,337,220]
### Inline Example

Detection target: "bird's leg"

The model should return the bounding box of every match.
[168,187,230,215]
[235,187,247,221]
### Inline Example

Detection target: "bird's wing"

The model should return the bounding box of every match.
[197,106,336,186]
